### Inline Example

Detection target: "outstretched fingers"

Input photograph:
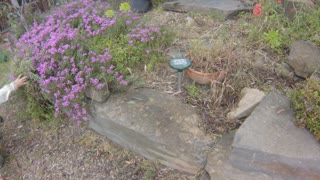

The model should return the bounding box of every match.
[15,74,28,89]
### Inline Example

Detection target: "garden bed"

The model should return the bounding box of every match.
[0,0,319,179]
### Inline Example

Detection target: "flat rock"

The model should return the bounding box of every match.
[230,92,320,179]
[162,0,252,20]
[227,88,265,120]
[89,88,213,174]
[206,131,275,180]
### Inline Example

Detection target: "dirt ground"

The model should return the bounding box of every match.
[0,4,297,180]
[0,105,195,179]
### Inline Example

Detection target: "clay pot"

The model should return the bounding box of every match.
[185,68,225,85]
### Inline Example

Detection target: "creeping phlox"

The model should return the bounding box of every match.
[15,1,148,124]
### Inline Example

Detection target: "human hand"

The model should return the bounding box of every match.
[14,74,28,89]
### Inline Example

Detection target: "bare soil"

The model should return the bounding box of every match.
[0,104,192,179]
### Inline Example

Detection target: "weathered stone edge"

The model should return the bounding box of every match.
[89,114,205,174]
[230,147,320,180]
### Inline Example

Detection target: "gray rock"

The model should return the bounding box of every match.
[253,53,268,70]
[275,61,294,78]
[310,70,320,81]
[162,0,252,20]
[85,84,110,103]
[205,131,275,180]
[230,92,320,179]
[288,40,320,78]
[240,0,256,6]
[89,88,213,174]
[186,16,196,26]
[227,88,265,120]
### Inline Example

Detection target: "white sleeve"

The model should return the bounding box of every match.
[0,82,16,104]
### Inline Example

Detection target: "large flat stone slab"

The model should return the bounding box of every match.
[89,88,213,174]
[230,92,320,179]
[162,0,252,20]
[206,131,276,180]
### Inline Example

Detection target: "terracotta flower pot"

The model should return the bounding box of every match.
[185,68,225,85]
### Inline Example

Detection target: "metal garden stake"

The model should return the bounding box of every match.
[169,58,192,92]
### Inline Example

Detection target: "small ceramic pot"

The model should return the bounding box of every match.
[185,68,225,85]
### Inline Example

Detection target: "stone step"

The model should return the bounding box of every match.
[206,131,276,180]
[89,88,214,174]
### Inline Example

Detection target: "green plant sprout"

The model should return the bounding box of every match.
[120,2,130,13]
[263,29,283,51]
[105,10,114,18]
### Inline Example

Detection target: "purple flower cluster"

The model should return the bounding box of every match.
[14,0,169,124]
[16,0,128,123]
[128,24,160,43]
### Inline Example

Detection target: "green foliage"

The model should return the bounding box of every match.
[243,1,320,139]
[244,1,320,52]
[0,48,8,63]
[187,82,200,98]
[12,58,56,122]
[11,1,173,123]
[141,161,157,180]
[105,10,114,18]
[1,0,49,39]
[23,86,55,122]
[290,78,320,140]
[0,2,16,31]
[87,15,173,76]
[152,0,166,8]
[120,2,130,12]
[0,61,10,86]
[287,6,320,46]
[263,29,283,51]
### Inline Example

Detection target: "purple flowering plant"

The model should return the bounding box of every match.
[13,0,173,124]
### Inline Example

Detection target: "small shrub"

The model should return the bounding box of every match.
[290,78,320,140]
[287,6,320,46]
[13,0,173,124]
[244,0,320,52]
